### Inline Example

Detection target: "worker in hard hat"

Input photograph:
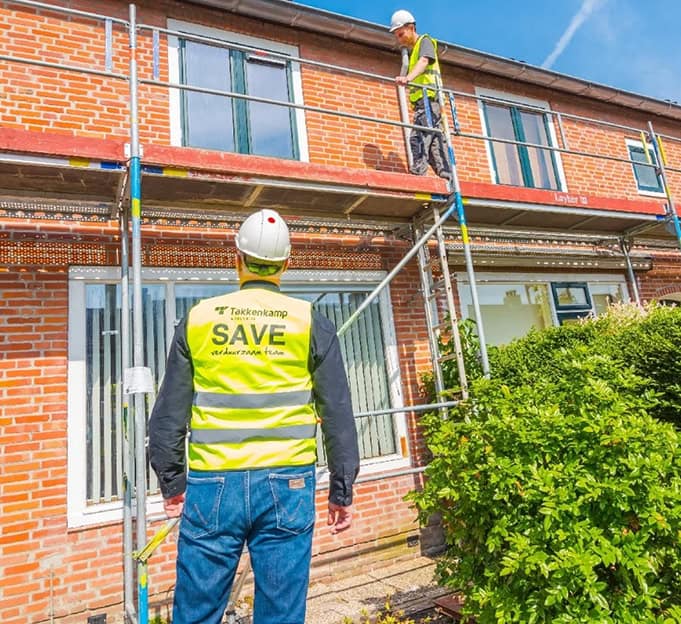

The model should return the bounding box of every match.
[391,9,451,180]
[149,208,360,624]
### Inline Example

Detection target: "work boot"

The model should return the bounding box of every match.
[437,169,452,181]
[409,162,428,176]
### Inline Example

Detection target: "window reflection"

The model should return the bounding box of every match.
[520,111,558,189]
[183,41,234,151]
[468,283,552,345]
[485,104,523,186]
[181,41,296,158]
[483,101,560,190]
[246,58,295,158]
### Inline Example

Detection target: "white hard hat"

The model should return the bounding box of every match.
[389,9,415,32]
[236,209,291,263]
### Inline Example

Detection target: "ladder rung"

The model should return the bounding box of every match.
[423,278,446,293]
[438,353,460,364]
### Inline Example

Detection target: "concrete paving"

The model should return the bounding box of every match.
[304,556,449,624]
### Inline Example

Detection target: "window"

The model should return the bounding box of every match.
[478,90,563,191]
[457,273,628,345]
[462,281,554,345]
[81,283,167,504]
[551,282,592,325]
[68,268,405,526]
[168,20,308,160]
[627,140,663,194]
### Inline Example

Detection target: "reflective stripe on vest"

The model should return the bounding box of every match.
[191,424,317,444]
[194,389,312,409]
[409,34,441,104]
[186,287,317,470]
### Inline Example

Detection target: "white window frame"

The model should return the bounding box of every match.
[167,18,310,162]
[456,271,630,332]
[625,138,665,198]
[476,87,567,192]
[68,267,407,527]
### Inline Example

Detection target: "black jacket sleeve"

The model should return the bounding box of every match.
[310,311,360,506]
[148,318,194,499]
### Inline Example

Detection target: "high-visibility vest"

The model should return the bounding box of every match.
[409,34,441,104]
[186,287,317,471]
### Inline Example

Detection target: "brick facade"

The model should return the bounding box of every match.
[1,1,681,623]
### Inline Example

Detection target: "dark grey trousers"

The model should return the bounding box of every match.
[410,98,450,177]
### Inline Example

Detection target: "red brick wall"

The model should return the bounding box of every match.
[0,218,433,623]
[3,0,679,201]
[1,263,70,622]
[3,221,679,623]
[0,1,130,139]
[638,254,681,301]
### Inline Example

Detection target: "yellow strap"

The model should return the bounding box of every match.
[657,136,668,166]
[639,132,652,165]
[134,517,180,563]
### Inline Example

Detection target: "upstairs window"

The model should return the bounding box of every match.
[169,20,308,160]
[626,140,663,194]
[478,90,563,191]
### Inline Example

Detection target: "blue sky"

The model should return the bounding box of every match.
[297,0,681,105]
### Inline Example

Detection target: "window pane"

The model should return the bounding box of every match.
[553,285,589,307]
[485,104,523,186]
[183,41,234,151]
[310,292,395,462]
[630,146,662,192]
[85,284,166,504]
[246,57,295,158]
[86,284,122,503]
[468,283,552,345]
[591,283,624,315]
[520,111,559,190]
[82,277,401,509]
[175,283,237,323]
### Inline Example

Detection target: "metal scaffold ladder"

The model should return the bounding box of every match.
[414,205,468,403]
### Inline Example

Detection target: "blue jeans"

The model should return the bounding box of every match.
[172,466,316,624]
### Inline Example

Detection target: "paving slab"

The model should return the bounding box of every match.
[229,555,445,623]
[305,556,443,624]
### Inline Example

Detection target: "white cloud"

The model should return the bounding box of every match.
[542,0,608,69]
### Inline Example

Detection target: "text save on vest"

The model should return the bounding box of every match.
[212,322,286,350]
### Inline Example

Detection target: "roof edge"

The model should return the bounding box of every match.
[186,0,681,122]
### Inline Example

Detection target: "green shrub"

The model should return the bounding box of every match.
[600,305,681,426]
[437,305,681,427]
[487,304,681,428]
[411,308,681,622]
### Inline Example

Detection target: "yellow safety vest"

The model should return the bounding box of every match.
[409,34,441,104]
[186,287,317,471]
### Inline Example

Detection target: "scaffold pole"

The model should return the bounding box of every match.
[120,203,136,622]
[127,5,153,623]
[436,83,490,376]
[619,238,642,306]
[648,121,681,251]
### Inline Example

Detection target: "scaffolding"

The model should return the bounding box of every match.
[1,2,681,623]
